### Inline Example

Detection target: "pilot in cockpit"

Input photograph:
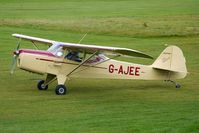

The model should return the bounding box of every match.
[65,51,82,62]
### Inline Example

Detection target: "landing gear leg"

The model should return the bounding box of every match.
[55,75,68,95]
[165,80,181,88]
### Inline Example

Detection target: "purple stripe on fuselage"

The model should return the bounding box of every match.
[19,49,55,57]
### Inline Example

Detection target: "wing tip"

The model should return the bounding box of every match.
[12,33,18,37]
[146,54,153,59]
[12,33,24,38]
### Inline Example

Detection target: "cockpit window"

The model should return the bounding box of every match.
[86,54,108,64]
[48,44,109,63]
[47,44,60,53]
[65,52,108,63]
[65,51,82,62]
[48,44,64,57]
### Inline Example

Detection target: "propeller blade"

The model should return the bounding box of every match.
[16,41,20,50]
[11,38,21,74]
[10,55,18,74]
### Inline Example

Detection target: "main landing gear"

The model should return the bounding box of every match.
[164,80,181,88]
[55,85,67,95]
[37,80,67,95]
[37,80,48,90]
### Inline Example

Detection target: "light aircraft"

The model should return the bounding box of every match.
[11,34,187,95]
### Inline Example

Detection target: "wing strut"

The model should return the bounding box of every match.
[44,74,56,86]
[66,51,98,77]
[31,41,39,50]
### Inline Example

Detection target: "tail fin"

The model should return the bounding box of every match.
[152,46,187,79]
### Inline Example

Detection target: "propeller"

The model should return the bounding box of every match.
[10,40,21,74]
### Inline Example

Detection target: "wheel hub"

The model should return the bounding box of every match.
[59,88,64,94]
[41,84,46,89]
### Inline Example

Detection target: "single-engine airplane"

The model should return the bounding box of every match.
[11,34,187,95]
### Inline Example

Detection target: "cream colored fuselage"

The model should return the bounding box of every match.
[18,51,186,81]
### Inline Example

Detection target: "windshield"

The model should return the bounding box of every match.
[47,43,64,57]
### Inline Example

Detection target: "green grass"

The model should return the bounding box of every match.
[0,0,199,132]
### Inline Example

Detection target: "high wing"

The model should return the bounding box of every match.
[12,34,55,46]
[12,33,153,59]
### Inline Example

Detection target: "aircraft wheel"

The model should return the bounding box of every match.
[37,80,48,90]
[175,83,181,89]
[55,85,67,95]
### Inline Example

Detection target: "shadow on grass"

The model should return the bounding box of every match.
[67,79,174,94]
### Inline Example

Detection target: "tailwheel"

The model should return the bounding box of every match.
[175,83,181,89]
[37,80,48,90]
[164,80,181,89]
[55,85,67,95]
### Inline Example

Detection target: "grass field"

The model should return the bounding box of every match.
[0,0,199,132]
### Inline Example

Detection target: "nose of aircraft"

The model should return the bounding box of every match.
[10,49,21,74]
[13,50,20,56]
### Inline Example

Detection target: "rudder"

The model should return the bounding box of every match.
[152,46,187,79]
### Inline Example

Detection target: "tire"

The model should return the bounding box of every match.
[37,80,48,90]
[175,84,181,89]
[55,85,67,95]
